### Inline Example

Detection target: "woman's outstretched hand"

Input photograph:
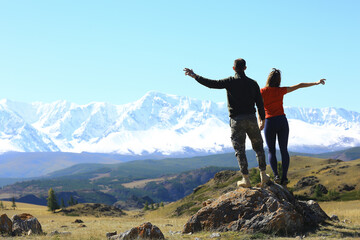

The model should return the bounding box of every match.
[317,79,326,85]
[184,68,197,78]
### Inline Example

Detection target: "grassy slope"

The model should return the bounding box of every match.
[288,156,360,195]
[161,156,360,218]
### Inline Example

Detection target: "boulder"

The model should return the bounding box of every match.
[60,203,125,217]
[330,215,340,222]
[11,213,43,236]
[49,230,71,236]
[338,184,356,192]
[294,176,319,189]
[183,183,329,235]
[0,214,12,235]
[110,222,164,240]
[106,231,117,239]
[73,219,84,223]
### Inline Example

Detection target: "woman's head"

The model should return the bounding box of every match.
[266,68,281,87]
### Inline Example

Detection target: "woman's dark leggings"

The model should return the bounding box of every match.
[264,115,290,182]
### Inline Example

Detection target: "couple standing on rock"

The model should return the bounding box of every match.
[184,58,325,187]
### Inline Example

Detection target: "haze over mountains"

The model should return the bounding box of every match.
[0,91,360,156]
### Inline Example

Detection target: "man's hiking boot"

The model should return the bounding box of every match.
[274,175,281,184]
[237,174,251,188]
[260,171,271,187]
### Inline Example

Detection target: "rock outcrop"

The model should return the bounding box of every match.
[59,203,126,217]
[11,213,43,236]
[294,176,319,189]
[110,222,164,240]
[0,214,12,235]
[183,183,329,235]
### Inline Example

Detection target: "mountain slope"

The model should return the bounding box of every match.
[0,92,359,156]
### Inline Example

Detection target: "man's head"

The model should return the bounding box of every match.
[233,58,247,73]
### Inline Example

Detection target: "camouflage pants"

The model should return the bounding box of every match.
[230,114,266,175]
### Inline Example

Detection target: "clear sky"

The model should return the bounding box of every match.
[0,1,359,111]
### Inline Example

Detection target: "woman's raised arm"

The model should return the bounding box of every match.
[287,79,326,93]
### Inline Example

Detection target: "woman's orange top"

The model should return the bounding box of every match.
[260,87,288,119]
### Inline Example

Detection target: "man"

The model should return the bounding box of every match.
[184,58,270,187]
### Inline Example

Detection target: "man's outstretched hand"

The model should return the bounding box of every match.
[184,68,197,78]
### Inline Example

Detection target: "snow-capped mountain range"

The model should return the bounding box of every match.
[0,91,359,155]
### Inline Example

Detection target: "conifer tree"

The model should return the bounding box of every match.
[144,201,149,211]
[11,197,16,209]
[60,198,65,208]
[68,196,75,206]
[47,188,59,212]
[160,202,164,207]
[0,201,4,209]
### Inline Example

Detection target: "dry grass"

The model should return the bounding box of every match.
[319,200,360,226]
[121,176,176,188]
[0,201,189,240]
[1,200,360,239]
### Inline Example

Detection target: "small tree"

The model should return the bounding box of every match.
[60,198,65,208]
[160,202,164,207]
[47,188,59,212]
[11,197,17,209]
[326,189,340,201]
[144,201,149,211]
[0,201,4,209]
[68,196,75,206]
[314,185,323,198]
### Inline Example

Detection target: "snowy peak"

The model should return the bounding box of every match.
[285,107,360,127]
[0,91,359,154]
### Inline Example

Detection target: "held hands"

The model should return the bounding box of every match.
[183,68,197,78]
[258,119,265,131]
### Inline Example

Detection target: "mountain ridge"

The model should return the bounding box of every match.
[0,91,359,155]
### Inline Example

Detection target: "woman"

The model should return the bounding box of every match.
[260,68,325,185]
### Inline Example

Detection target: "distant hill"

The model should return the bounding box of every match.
[0,152,128,178]
[1,146,360,179]
[298,146,360,161]
[0,149,259,206]
[0,164,239,207]
[0,177,26,188]
[0,150,260,187]
[1,147,360,208]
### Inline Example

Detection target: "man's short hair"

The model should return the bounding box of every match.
[234,58,246,72]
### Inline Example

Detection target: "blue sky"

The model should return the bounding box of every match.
[0,1,359,111]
